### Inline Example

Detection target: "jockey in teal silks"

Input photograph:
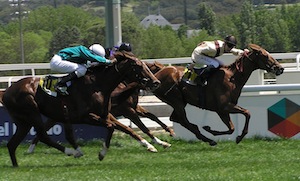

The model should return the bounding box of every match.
[50,44,116,95]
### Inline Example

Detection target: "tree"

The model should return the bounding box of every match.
[48,26,81,58]
[235,0,256,48]
[280,4,300,51]
[254,7,291,52]
[139,25,185,58]
[197,3,216,35]
[120,12,144,53]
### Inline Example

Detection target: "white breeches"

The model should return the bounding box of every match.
[50,55,87,77]
[191,53,223,68]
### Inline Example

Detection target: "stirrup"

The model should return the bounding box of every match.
[54,85,69,95]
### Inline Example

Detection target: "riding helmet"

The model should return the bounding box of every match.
[224,35,237,48]
[89,44,106,57]
[118,42,132,52]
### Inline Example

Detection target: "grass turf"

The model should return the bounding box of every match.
[0,132,300,181]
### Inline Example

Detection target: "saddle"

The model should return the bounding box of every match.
[39,75,68,97]
[182,67,206,85]
[182,68,206,108]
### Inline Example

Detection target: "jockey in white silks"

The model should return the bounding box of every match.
[190,35,249,86]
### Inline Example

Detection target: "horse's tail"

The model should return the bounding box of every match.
[0,90,5,104]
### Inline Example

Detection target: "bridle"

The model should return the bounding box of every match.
[115,58,150,87]
[235,50,277,73]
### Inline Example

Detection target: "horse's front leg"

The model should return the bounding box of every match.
[205,105,250,144]
[232,105,250,144]
[87,113,115,161]
[109,113,158,153]
[64,123,84,157]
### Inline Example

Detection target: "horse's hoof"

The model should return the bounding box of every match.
[209,141,217,146]
[74,150,83,158]
[162,142,171,148]
[148,146,158,153]
[98,154,105,161]
[236,136,242,144]
[170,131,176,138]
[203,126,211,132]
[64,148,75,156]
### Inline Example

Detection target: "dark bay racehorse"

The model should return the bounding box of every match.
[27,62,174,154]
[0,51,160,167]
[153,44,284,145]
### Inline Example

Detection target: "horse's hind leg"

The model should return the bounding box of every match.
[136,105,175,137]
[7,121,31,167]
[170,109,217,146]
[203,112,235,136]
[29,113,76,156]
[28,118,56,153]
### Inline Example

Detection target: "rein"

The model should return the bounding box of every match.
[164,82,177,96]
[235,52,253,73]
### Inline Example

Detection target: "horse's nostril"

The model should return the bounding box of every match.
[276,67,284,75]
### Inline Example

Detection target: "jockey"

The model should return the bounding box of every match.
[190,35,249,86]
[118,42,132,52]
[105,42,132,58]
[50,44,116,95]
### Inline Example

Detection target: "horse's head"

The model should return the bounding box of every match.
[114,51,161,91]
[247,44,284,76]
[145,61,165,74]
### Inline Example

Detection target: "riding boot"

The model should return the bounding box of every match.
[194,65,217,86]
[55,72,77,95]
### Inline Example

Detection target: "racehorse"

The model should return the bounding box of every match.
[27,62,174,154]
[153,44,284,145]
[0,51,160,167]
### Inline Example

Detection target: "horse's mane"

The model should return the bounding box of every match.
[223,43,263,72]
[114,51,138,61]
[86,51,138,73]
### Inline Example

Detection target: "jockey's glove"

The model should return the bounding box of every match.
[110,58,117,64]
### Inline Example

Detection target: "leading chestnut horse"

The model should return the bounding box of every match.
[153,44,284,146]
[0,51,160,167]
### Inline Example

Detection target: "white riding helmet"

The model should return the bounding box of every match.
[89,44,105,57]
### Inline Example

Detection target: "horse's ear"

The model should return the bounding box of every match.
[248,44,262,52]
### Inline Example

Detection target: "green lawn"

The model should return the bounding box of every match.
[1,132,300,181]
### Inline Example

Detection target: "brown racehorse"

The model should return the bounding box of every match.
[0,51,160,167]
[153,44,284,146]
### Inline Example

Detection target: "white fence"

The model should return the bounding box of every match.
[0,52,299,88]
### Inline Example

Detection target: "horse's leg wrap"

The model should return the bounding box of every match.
[152,137,171,148]
[140,139,158,152]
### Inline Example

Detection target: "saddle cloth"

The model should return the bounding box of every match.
[39,75,68,97]
[182,68,197,82]
[182,67,205,83]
